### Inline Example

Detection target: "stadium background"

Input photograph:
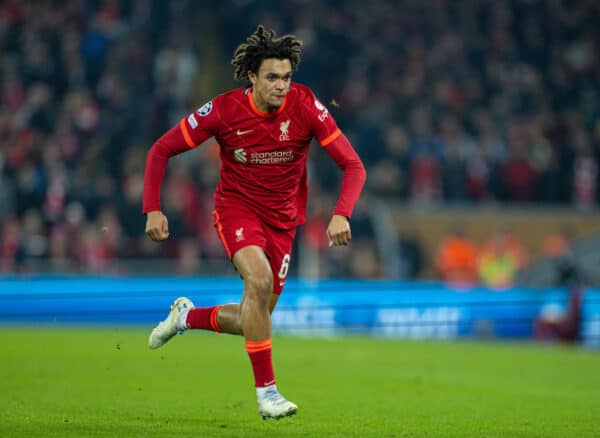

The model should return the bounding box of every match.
[1,2,600,338]
[2,1,600,436]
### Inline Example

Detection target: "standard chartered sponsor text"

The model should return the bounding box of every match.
[250,150,294,164]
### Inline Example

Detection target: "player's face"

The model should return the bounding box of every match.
[248,58,292,112]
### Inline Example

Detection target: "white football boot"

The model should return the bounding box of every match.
[148,297,194,349]
[257,386,298,420]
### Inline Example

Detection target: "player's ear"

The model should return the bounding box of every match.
[248,70,257,85]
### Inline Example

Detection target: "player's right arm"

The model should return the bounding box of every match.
[143,100,219,241]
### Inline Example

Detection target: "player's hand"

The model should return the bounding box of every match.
[145,211,169,241]
[326,214,351,247]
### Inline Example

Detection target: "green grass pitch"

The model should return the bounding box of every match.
[1,328,599,437]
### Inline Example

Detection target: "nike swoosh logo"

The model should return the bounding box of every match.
[237,129,254,135]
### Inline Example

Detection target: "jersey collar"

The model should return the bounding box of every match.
[248,90,288,117]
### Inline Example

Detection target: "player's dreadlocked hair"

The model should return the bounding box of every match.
[231,25,302,81]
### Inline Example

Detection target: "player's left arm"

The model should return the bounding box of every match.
[323,133,366,247]
[302,86,366,246]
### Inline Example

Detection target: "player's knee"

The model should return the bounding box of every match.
[245,273,273,306]
[246,274,273,295]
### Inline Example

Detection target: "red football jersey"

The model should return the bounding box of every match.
[179,83,341,229]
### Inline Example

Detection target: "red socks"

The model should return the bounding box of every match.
[246,339,275,387]
[185,306,222,332]
[186,308,275,388]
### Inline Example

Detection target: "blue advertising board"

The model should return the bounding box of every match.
[582,290,600,348]
[3,276,596,344]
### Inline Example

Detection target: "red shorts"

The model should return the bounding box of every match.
[212,206,296,294]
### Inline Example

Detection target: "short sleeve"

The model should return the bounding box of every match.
[179,96,222,148]
[301,87,341,147]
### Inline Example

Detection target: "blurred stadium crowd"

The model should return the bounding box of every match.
[0,0,599,279]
